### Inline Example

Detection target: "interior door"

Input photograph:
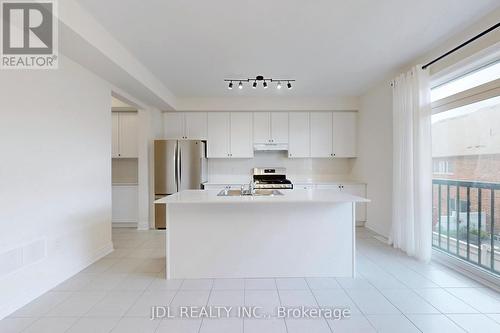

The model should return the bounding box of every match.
[179,140,203,190]
[154,140,178,195]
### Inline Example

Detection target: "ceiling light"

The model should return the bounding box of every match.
[224,76,295,91]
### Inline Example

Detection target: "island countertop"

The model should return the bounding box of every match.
[155,189,369,204]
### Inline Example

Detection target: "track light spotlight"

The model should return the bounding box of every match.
[224,76,294,91]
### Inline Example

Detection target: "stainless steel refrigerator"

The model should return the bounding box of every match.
[154,140,207,229]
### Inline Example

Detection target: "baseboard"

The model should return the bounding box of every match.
[364,222,389,240]
[0,241,113,320]
[432,249,500,292]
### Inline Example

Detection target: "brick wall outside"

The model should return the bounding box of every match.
[432,154,500,237]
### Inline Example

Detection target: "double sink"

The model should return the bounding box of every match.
[217,189,284,197]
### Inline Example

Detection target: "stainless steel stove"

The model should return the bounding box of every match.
[253,167,293,190]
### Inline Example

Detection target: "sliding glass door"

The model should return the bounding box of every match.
[431,61,500,275]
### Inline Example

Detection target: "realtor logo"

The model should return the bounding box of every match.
[1,0,58,69]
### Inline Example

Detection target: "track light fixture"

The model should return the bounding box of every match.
[224,75,295,90]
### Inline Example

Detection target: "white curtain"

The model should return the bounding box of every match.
[390,65,433,262]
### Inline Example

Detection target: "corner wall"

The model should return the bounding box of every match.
[0,56,113,319]
[352,84,393,237]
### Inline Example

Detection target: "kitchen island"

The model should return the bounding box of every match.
[155,189,369,279]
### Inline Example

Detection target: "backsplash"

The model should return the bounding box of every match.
[207,151,355,183]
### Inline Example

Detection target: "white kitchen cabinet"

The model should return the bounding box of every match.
[253,112,289,144]
[111,112,120,157]
[310,112,333,158]
[271,112,289,143]
[230,112,253,158]
[288,112,310,158]
[112,185,138,225]
[207,112,253,158]
[332,112,357,157]
[164,112,207,140]
[253,112,271,144]
[207,112,230,158]
[185,112,207,140]
[112,111,138,158]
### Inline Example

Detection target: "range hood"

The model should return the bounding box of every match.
[253,143,289,151]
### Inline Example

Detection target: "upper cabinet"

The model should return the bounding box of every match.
[164,112,207,140]
[288,111,358,158]
[207,112,253,158]
[253,112,289,144]
[310,112,333,158]
[288,112,310,158]
[112,111,138,158]
[332,112,357,157]
[163,111,356,159]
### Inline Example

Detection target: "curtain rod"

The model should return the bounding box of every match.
[422,22,500,70]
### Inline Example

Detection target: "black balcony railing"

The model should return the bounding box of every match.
[432,179,500,275]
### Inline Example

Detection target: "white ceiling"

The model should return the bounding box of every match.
[77,0,499,98]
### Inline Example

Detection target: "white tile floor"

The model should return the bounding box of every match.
[1,227,500,333]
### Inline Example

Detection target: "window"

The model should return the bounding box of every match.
[431,56,500,276]
[431,60,500,102]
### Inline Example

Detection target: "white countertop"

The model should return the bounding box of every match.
[203,179,366,186]
[155,189,369,204]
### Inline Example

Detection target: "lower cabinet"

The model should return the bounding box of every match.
[112,185,138,226]
[295,183,367,222]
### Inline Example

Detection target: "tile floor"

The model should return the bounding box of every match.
[1,227,500,332]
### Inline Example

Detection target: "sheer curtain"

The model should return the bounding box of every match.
[390,65,433,262]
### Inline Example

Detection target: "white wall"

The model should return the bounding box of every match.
[137,108,164,230]
[208,151,355,184]
[0,56,113,319]
[352,84,393,237]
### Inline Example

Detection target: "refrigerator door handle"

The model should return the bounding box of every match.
[179,146,182,189]
[175,141,180,192]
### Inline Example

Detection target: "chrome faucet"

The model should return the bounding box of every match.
[249,180,256,195]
